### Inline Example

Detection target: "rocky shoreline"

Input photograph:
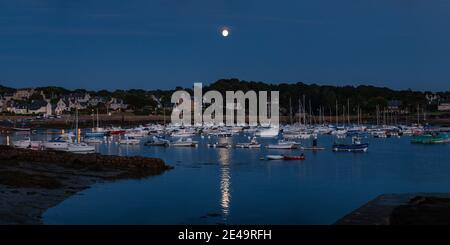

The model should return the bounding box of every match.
[0,146,172,224]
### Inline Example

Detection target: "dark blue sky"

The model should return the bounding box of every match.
[1,0,449,91]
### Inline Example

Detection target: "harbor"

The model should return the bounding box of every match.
[1,121,450,224]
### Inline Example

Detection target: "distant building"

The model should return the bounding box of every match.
[13,88,35,100]
[28,100,52,116]
[6,101,27,114]
[55,98,69,115]
[107,98,128,111]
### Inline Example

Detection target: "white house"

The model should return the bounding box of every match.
[107,98,128,111]
[55,98,69,115]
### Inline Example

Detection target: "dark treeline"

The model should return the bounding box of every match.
[204,79,449,116]
[2,79,450,116]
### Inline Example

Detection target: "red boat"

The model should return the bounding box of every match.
[283,155,305,161]
[106,129,126,136]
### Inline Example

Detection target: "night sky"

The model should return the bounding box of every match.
[1,0,449,91]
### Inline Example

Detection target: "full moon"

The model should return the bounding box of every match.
[221,29,230,37]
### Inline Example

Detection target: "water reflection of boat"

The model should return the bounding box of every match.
[207,142,232,148]
[283,154,306,161]
[301,138,325,151]
[266,155,284,160]
[119,136,141,145]
[332,137,368,152]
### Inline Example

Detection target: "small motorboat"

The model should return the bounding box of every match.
[332,137,369,152]
[13,137,31,149]
[266,140,298,149]
[170,138,198,147]
[43,135,73,151]
[236,137,261,148]
[144,136,169,147]
[266,155,284,160]
[283,155,306,161]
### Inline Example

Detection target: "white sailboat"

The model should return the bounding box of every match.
[65,108,96,153]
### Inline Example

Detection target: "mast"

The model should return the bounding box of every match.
[96,108,99,129]
[298,98,301,125]
[303,95,306,126]
[309,99,312,125]
[335,100,338,126]
[289,97,293,125]
[75,106,79,144]
[347,99,350,125]
[417,104,420,125]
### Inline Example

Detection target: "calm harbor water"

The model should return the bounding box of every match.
[4,131,450,224]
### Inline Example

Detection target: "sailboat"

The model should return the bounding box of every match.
[66,107,96,153]
[86,108,105,137]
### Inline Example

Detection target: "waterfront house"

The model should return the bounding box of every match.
[55,98,69,115]
[88,96,106,107]
[107,98,128,111]
[6,101,28,114]
[28,100,52,116]
[70,93,91,103]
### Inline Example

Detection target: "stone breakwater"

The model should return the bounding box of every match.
[0,145,172,177]
[0,145,172,224]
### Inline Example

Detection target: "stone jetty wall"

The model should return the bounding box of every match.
[0,145,171,177]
